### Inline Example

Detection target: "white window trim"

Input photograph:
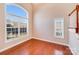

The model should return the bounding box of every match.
[4,3,29,43]
[54,18,64,39]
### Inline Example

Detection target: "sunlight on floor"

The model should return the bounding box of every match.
[54,50,63,55]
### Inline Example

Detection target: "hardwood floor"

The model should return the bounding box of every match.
[0,38,72,55]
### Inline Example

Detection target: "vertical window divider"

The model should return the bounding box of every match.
[18,22,20,38]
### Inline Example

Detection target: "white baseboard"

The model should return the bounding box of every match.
[0,37,73,54]
[68,45,76,55]
[32,37,77,54]
[69,45,79,55]
[0,38,31,53]
[32,37,69,46]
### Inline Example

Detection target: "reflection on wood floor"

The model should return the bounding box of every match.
[0,38,72,55]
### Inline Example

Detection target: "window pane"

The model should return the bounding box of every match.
[7,24,13,27]
[7,28,11,31]
[6,4,27,18]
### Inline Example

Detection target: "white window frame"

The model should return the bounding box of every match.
[54,18,64,39]
[4,4,29,43]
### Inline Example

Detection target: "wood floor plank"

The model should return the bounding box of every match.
[0,38,72,55]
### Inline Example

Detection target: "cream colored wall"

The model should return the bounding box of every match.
[0,3,32,51]
[32,3,76,45]
[0,3,77,52]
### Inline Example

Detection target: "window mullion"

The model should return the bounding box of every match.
[18,22,20,37]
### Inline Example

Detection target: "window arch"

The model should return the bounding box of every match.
[5,4,28,42]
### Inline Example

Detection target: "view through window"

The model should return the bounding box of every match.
[5,4,28,41]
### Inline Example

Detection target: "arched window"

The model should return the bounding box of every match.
[5,4,28,42]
